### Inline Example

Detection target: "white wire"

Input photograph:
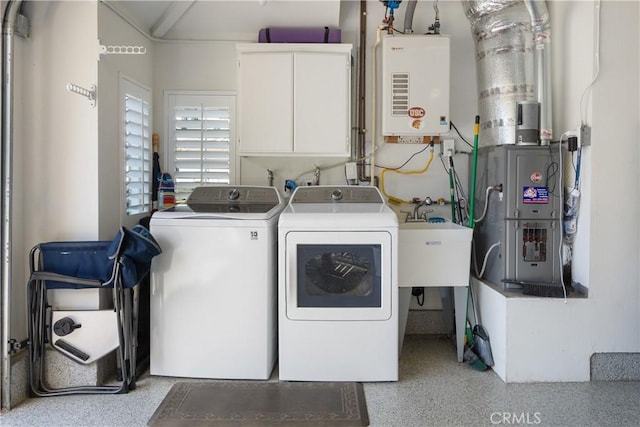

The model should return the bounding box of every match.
[293,161,348,182]
[579,0,601,124]
[473,241,501,279]
[474,186,494,224]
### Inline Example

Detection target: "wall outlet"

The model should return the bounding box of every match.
[579,123,591,147]
[441,139,455,157]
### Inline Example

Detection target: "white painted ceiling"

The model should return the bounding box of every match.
[105,0,343,41]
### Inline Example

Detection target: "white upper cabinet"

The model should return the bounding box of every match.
[237,43,352,157]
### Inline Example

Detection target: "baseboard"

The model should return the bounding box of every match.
[590,352,640,381]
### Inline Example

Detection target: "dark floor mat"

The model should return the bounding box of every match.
[147,381,369,426]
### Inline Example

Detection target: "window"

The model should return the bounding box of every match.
[166,92,236,202]
[121,76,152,217]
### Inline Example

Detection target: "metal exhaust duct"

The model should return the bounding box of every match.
[523,0,552,145]
[463,0,551,147]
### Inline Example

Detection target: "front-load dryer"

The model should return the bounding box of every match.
[278,186,399,381]
[150,185,284,379]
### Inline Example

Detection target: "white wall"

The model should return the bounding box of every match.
[152,40,237,146]
[98,1,153,231]
[588,0,639,352]
[20,1,99,242]
[15,1,100,338]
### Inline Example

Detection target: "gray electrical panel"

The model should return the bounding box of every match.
[472,145,562,291]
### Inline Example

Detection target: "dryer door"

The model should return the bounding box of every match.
[284,231,393,321]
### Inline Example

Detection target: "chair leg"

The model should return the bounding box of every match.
[27,279,135,396]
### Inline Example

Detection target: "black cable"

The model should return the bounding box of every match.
[450,121,474,148]
[374,144,430,170]
[453,168,467,200]
[412,287,425,306]
[571,151,577,186]
[454,179,464,224]
[439,155,449,174]
[545,145,560,196]
[449,156,465,223]
[453,168,468,204]
[453,168,468,224]
[547,162,559,196]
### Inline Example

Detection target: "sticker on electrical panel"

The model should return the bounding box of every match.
[530,172,543,183]
[522,186,549,204]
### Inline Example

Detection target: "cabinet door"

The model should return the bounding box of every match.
[293,52,350,156]
[238,52,293,154]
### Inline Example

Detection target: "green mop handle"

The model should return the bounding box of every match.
[467,115,480,229]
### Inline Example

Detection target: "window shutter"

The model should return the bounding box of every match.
[168,93,235,202]
[124,90,152,216]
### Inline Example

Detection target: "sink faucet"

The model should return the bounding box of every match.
[407,197,433,222]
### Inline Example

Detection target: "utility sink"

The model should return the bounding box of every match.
[398,219,473,287]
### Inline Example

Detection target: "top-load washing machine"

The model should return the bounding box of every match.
[149,185,284,379]
[278,186,399,381]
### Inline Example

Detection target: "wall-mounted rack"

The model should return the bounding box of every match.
[98,41,147,60]
[66,83,96,107]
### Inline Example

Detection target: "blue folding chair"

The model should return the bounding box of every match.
[27,225,161,396]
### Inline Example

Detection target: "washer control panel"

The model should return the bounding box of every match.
[188,186,280,204]
[185,186,282,213]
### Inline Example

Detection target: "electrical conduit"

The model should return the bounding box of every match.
[2,0,24,410]
[369,25,385,186]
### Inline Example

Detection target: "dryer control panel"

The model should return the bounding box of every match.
[291,186,384,204]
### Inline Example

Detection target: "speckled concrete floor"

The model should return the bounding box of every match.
[2,335,639,427]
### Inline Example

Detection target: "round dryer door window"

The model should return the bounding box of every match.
[297,244,382,308]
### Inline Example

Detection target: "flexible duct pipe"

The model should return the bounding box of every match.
[524,0,552,144]
[463,0,536,147]
[1,0,23,410]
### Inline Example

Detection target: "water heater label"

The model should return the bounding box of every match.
[523,186,549,204]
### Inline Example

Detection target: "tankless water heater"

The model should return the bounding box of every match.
[381,34,450,137]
